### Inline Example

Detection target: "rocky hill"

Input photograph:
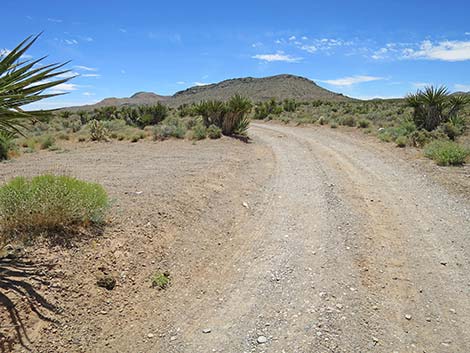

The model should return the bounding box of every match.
[70,74,351,110]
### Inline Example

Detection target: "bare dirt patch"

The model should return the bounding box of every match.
[1,123,469,353]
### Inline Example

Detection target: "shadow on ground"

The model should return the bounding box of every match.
[0,256,59,352]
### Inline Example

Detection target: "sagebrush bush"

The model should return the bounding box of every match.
[207,124,222,139]
[191,123,207,140]
[424,140,469,166]
[39,135,55,149]
[395,135,408,147]
[357,119,371,128]
[339,116,356,127]
[153,117,186,140]
[0,175,109,235]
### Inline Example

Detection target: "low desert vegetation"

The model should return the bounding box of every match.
[0,175,108,237]
[151,272,170,289]
[424,140,470,166]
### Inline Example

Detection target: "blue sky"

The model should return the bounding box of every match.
[3,0,470,109]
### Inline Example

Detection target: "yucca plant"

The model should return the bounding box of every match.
[0,34,73,135]
[224,94,252,135]
[194,100,227,127]
[406,86,468,131]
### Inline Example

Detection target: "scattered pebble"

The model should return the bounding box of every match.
[147,333,154,338]
[202,328,212,334]
[405,314,412,320]
[257,336,267,344]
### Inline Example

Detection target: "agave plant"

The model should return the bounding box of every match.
[406,86,468,131]
[0,34,73,135]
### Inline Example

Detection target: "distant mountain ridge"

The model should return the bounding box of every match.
[68,74,352,110]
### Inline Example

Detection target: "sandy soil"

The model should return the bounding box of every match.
[1,123,469,353]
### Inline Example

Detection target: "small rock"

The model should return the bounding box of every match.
[97,275,116,290]
[242,202,249,209]
[147,333,154,338]
[336,303,343,310]
[202,328,211,334]
[170,336,177,341]
[405,314,412,320]
[440,261,448,266]
[257,336,267,344]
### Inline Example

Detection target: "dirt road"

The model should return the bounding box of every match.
[3,123,470,353]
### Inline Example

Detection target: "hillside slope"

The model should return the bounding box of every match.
[171,74,349,104]
[70,74,351,110]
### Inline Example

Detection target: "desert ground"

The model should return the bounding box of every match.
[1,122,469,353]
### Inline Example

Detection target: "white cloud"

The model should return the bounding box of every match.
[300,45,317,53]
[1,48,32,59]
[194,82,210,86]
[49,83,79,94]
[252,52,301,62]
[412,82,432,89]
[317,75,384,86]
[74,65,98,71]
[47,18,63,23]
[465,32,470,36]
[454,83,470,92]
[371,47,388,60]
[57,71,79,78]
[83,92,95,96]
[288,36,296,41]
[64,39,78,45]
[0,48,11,57]
[402,40,470,62]
[81,73,101,77]
[79,36,94,42]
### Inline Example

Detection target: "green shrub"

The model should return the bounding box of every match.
[358,119,371,128]
[151,272,170,289]
[207,124,222,139]
[0,175,109,235]
[339,116,356,127]
[0,133,14,160]
[153,117,186,140]
[89,119,108,141]
[282,98,297,112]
[57,133,70,140]
[130,132,144,142]
[330,122,338,128]
[439,121,464,140]
[39,135,56,150]
[191,123,207,140]
[408,129,447,148]
[424,140,469,166]
[378,129,393,142]
[395,135,408,148]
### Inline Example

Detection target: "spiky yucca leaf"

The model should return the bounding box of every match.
[406,86,468,131]
[0,34,73,135]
